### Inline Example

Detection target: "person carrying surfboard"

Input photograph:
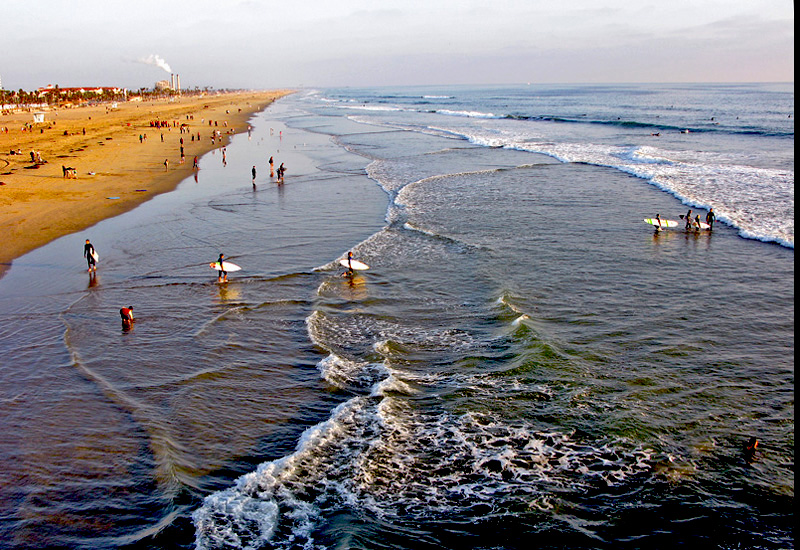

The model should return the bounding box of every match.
[683,209,693,230]
[83,239,97,272]
[344,251,355,277]
[217,253,228,283]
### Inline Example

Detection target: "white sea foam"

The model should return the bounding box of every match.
[196,291,658,548]
[436,109,499,119]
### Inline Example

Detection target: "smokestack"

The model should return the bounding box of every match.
[176,74,181,95]
[170,73,175,90]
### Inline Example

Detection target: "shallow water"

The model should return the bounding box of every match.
[0,88,794,549]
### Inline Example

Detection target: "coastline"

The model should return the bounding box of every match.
[0,90,292,271]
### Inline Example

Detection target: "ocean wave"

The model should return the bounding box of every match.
[488,113,792,138]
[436,109,499,119]
[443,128,794,248]
[193,366,656,550]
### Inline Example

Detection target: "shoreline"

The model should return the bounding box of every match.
[0,90,293,273]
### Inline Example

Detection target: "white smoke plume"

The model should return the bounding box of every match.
[138,54,172,74]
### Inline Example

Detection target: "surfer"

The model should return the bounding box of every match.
[744,437,759,463]
[343,251,355,277]
[654,214,663,231]
[83,239,97,272]
[694,215,703,231]
[217,253,228,283]
[706,208,716,231]
[252,165,256,182]
[683,209,693,230]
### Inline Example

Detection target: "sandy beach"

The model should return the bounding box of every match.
[0,90,291,270]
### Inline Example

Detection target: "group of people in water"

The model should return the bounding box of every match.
[652,207,717,232]
[251,156,285,188]
[683,207,716,230]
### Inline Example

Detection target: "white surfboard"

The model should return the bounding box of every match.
[644,218,679,228]
[91,250,99,262]
[210,261,242,272]
[339,258,369,271]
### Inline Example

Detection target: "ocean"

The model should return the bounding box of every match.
[0,84,793,549]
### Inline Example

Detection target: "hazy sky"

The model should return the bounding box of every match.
[1,0,794,91]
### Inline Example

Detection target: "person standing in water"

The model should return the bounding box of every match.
[84,239,97,272]
[683,209,693,230]
[706,208,717,231]
[343,251,355,277]
[120,306,134,329]
[217,253,228,283]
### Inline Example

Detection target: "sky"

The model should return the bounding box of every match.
[1,0,794,91]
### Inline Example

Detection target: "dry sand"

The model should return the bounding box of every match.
[0,90,291,270]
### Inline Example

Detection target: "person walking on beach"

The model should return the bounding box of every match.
[269,156,274,177]
[84,239,97,272]
[277,163,285,184]
[217,253,228,283]
[706,208,716,231]
[193,156,199,170]
[164,159,169,171]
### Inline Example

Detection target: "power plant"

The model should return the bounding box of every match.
[155,74,181,94]
[170,73,181,94]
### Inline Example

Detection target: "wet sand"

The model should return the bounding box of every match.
[0,90,292,271]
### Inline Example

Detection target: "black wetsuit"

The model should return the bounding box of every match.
[84,242,96,269]
[706,210,716,230]
[217,255,226,278]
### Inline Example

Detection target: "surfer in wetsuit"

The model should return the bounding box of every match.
[343,251,355,278]
[217,253,227,283]
[706,208,716,231]
[694,214,703,231]
[683,209,693,230]
[83,239,97,272]
[744,436,759,463]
